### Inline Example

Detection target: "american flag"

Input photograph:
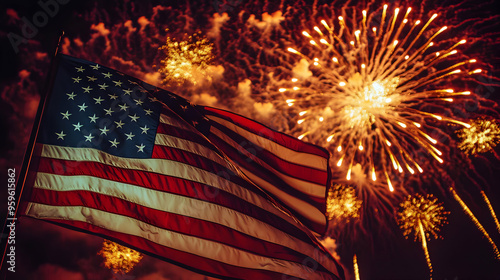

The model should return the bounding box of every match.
[22,54,344,280]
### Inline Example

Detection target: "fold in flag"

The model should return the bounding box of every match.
[21,54,344,280]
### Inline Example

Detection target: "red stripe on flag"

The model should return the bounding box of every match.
[152,145,230,175]
[156,122,215,150]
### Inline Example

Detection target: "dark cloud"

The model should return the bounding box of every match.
[32,263,84,280]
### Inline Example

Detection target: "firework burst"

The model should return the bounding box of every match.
[98,240,144,274]
[327,184,362,221]
[456,117,500,156]
[398,194,448,241]
[157,31,215,85]
[269,4,482,192]
[397,194,448,278]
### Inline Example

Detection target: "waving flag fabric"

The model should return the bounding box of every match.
[199,107,330,235]
[22,54,344,280]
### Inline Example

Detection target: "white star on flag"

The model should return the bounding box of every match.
[89,114,99,123]
[84,133,94,142]
[98,83,109,90]
[99,126,110,135]
[93,97,104,104]
[109,138,120,148]
[140,125,150,134]
[67,92,76,100]
[136,143,146,152]
[72,122,83,131]
[125,132,135,140]
[129,114,139,122]
[61,111,71,120]
[82,86,92,93]
[104,108,114,116]
[119,104,130,111]
[78,103,88,111]
[55,131,66,140]
[115,120,125,128]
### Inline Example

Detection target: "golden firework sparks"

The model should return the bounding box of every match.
[456,117,500,155]
[327,184,362,221]
[157,30,214,85]
[98,240,144,274]
[481,190,500,235]
[397,194,448,279]
[450,187,500,260]
[353,254,361,280]
[272,5,481,191]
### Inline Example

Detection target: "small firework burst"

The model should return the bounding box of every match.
[456,117,500,155]
[157,31,214,85]
[327,184,362,221]
[398,193,448,278]
[270,4,481,191]
[397,194,448,241]
[98,240,144,274]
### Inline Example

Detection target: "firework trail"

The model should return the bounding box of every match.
[353,254,360,280]
[481,190,500,235]
[449,187,500,260]
[397,194,449,279]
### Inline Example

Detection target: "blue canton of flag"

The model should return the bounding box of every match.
[40,55,169,158]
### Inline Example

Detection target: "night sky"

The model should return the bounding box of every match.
[1,0,500,279]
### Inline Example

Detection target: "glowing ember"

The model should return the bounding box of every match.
[157,31,214,85]
[327,184,362,221]
[98,240,144,274]
[456,117,500,155]
[353,254,361,280]
[270,5,480,191]
[398,194,448,278]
